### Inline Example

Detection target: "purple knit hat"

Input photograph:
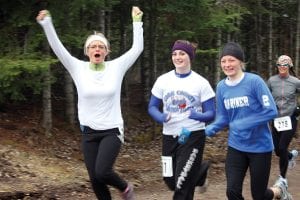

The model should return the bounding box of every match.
[172,41,195,60]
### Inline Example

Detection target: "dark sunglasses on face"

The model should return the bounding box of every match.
[276,64,289,68]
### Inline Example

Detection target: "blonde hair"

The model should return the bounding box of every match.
[84,32,110,55]
[174,40,198,50]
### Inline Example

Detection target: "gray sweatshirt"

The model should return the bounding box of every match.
[267,75,300,117]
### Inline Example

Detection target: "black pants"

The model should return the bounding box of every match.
[271,115,298,178]
[162,130,206,200]
[80,126,127,200]
[225,147,274,200]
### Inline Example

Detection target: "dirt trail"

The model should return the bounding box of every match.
[121,154,300,200]
[0,108,299,200]
[96,139,300,200]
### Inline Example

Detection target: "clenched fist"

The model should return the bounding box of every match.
[36,10,50,21]
[132,6,143,22]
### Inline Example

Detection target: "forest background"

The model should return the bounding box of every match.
[1,0,300,137]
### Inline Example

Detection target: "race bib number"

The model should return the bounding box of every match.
[161,156,173,177]
[274,116,292,132]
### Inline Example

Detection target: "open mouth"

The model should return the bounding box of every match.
[95,54,100,58]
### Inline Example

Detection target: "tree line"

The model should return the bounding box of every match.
[0,0,299,135]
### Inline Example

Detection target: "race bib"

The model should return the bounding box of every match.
[161,156,173,177]
[274,116,292,132]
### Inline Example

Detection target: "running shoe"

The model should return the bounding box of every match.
[276,175,288,188]
[197,160,210,193]
[273,176,293,200]
[288,149,298,169]
[122,183,135,200]
[198,178,209,193]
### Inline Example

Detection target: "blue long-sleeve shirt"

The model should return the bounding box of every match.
[206,72,278,153]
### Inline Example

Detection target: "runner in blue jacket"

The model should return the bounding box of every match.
[205,42,293,200]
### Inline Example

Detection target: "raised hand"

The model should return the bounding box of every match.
[36,10,50,22]
[132,6,143,22]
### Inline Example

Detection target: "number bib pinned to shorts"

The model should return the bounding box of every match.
[274,116,292,132]
[161,156,173,177]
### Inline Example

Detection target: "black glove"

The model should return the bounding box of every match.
[293,105,300,118]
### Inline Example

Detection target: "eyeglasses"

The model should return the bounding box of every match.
[88,45,106,50]
[276,64,289,68]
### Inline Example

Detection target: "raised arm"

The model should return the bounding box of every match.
[36,10,79,72]
[114,6,144,74]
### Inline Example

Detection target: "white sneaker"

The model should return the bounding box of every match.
[273,176,293,200]
[288,149,298,169]
[276,175,288,188]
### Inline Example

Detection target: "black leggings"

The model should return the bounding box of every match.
[271,116,298,178]
[225,147,274,200]
[162,130,206,200]
[81,126,127,200]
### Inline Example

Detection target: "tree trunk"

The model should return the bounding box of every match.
[268,1,273,77]
[295,1,300,76]
[144,0,157,101]
[64,70,76,126]
[255,1,263,74]
[215,29,222,86]
[42,65,52,136]
[140,0,158,140]
[97,8,106,33]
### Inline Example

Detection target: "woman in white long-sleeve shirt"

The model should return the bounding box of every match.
[36,7,143,200]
